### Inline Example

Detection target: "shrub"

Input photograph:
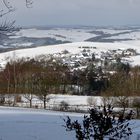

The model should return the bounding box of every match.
[0,94,5,105]
[60,101,69,111]
[63,106,132,140]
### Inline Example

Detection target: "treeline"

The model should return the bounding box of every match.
[0,55,140,109]
[0,56,108,94]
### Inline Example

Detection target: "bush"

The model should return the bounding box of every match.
[63,106,132,140]
[0,94,5,105]
[60,101,69,111]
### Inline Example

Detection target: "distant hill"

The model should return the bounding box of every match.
[1,26,140,53]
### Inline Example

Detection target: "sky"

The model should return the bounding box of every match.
[1,0,140,27]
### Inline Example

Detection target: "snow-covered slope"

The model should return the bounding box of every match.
[1,26,140,50]
[1,26,140,67]
[0,41,140,67]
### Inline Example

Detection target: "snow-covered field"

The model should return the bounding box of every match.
[12,27,140,44]
[0,107,140,140]
[19,94,102,111]
[0,107,82,140]
[1,26,140,50]
[13,28,96,42]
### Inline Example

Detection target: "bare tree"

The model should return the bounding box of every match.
[115,96,129,116]
[0,0,33,17]
[34,72,52,109]
[0,0,15,17]
[101,96,115,108]
[23,75,36,108]
[87,96,97,107]
[24,94,34,108]
[132,97,140,118]
[0,0,33,35]
[26,0,33,8]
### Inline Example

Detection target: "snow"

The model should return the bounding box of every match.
[0,107,140,140]
[0,41,140,67]
[122,40,140,47]
[0,107,82,140]
[96,28,131,34]
[11,42,34,47]
[1,27,140,139]
[18,94,102,110]
[48,94,102,106]
[1,27,140,67]
[124,55,140,66]
[14,28,97,42]
[107,31,140,40]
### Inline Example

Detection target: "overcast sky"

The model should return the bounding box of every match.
[2,0,140,26]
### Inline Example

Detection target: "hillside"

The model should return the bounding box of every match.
[1,26,140,52]
[0,41,140,68]
[1,26,140,69]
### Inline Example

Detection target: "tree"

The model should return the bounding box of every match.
[64,107,132,140]
[130,66,140,95]
[0,0,33,17]
[0,0,33,36]
[115,96,129,116]
[31,57,66,109]
[132,97,140,118]
[103,72,131,116]
[87,96,97,107]
[23,75,36,108]
[34,72,50,109]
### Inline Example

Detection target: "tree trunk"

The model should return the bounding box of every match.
[122,106,126,117]
[63,84,66,94]
[43,95,46,109]
[13,95,17,107]
[136,108,140,118]
[29,99,32,108]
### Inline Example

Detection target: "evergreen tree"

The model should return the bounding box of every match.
[64,107,132,140]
